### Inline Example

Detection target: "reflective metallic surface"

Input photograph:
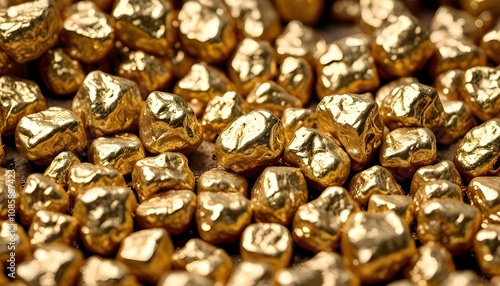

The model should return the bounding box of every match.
[277,57,313,105]
[158,271,215,286]
[434,69,464,101]
[473,225,500,277]
[28,210,78,249]
[467,176,500,225]
[410,160,464,197]
[226,261,274,286]
[0,221,31,265]
[246,81,302,118]
[198,168,249,196]
[413,180,463,212]
[367,194,415,226]
[79,256,139,286]
[404,242,456,286]
[375,77,419,107]
[281,108,317,142]
[43,152,81,188]
[461,66,500,122]
[481,20,500,64]
[275,20,327,64]
[435,99,477,145]
[302,251,360,286]
[429,38,486,78]
[274,0,324,26]
[275,267,323,286]
[38,48,85,96]
[225,0,281,41]
[359,0,409,33]
[67,163,126,202]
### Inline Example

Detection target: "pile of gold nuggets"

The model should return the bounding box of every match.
[1,0,500,284]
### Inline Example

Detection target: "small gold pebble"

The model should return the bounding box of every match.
[226,261,274,286]
[429,38,486,78]
[375,77,419,107]
[273,0,325,26]
[413,180,463,212]
[473,224,500,277]
[198,168,248,196]
[481,20,500,65]
[441,271,484,286]
[281,108,317,142]
[275,267,324,286]
[302,251,360,286]
[430,5,480,43]
[275,20,327,64]
[277,57,314,106]
[404,242,456,286]
[28,210,78,249]
[359,0,409,34]
[435,99,477,145]
[38,48,85,96]
[246,81,302,118]
[0,168,20,220]
[158,271,214,286]
[43,151,81,188]
[79,255,139,286]
[367,194,415,226]
[467,176,500,225]
[225,0,281,41]
[0,221,31,265]
[410,160,464,197]
[434,69,464,101]
[461,66,500,122]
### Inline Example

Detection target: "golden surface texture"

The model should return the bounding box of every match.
[429,38,486,78]
[340,211,416,284]
[302,251,360,286]
[375,77,419,107]
[467,176,500,225]
[226,261,274,286]
[331,0,361,22]
[413,180,463,212]
[61,1,114,64]
[158,271,215,286]
[367,194,415,226]
[215,109,285,176]
[410,160,464,197]
[359,0,409,33]
[251,166,308,225]
[435,99,477,144]
[117,228,174,284]
[225,0,281,41]
[0,75,47,136]
[19,173,68,226]
[88,133,146,176]
[461,66,500,122]
[79,256,139,286]
[132,152,195,201]
[441,271,483,286]
[275,20,327,64]
[172,238,233,284]
[316,34,379,99]
[28,210,78,249]
[317,93,384,170]
[473,225,500,277]
[417,198,481,255]
[275,267,324,286]
[284,126,351,189]
[198,168,248,196]
[17,245,83,286]
[404,242,456,286]
[246,81,302,118]
[135,190,196,235]
[0,221,31,266]
[348,165,404,207]
[240,223,293,271]
[430,5,480,43]
[73,186,137,255]
[372,14,434,78]
[273,0,324,26]
[0,0,61,63]
[292,186,360,252]
[0,168,20,220]
[281,108,317,142]
[196,192,252,244]
[434,70,464,101]
[481,20,500,64]
[43,151,81,188]
[460,0,500,16]
[168,42,197,80]
[454,119,500,181]
[379,127,437,181]
[178,0,236,64]
[277,57,313,105]
[139,92,202,154]
[38,48,85,96]
[73,71,143,137]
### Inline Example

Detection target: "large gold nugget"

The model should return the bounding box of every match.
[292,186,359,252]
[275,20,327,64]
[454,119,500,181]
[413,180,463,212]
[467,177,500,225]
[375,77,419,107]
[275,267,324,286]
[273,0,324,26]
[226,261,274,286]
[28,210,78,249]
[225,0,281,41]
[73,71,143,137]
[410,160,464,197]
[178,0,236,64]
[196,192,252,244]
[281,108,317,142]
[404,242,456,286]
[0,221,31,266]
[430,5,480,43]
[359,0,409,34]
[417,198,481,255]
[368,194,415,226]
[316,34,379,99]
[73,186,137,255]
[135,190,196,235]
[88,133,146,176]
[228,37,277,96]
[38,48,85,96]
[246,81,302,118]
[15,107,86,165]
[435,100,477,145]
[158,271,214,286]
[0,168,20,220]
[277,57,313,105]
[172,238,233,284]
[461,66,500,122]
[117,228,174,284]
[198,168,248,196]
[429,38,486,78]
[139,92,202,154]
[481,20,500,65]
[0,0,61,63]
[317,93,384,170]
[251,166,307,225]
[44,151,81,188]
[434,70,464,101]
[240,223,293,271]
[284,126,351,189]
[302,252,360,286]
[379,127,437,181]
[215,109,285,176]
[473,225,500,277]
[79,256,139,286]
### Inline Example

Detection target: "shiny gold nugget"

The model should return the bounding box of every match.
[38,48,85,96]
[274,0,324,26]
[275,20,327,64]
[413,180,463,212]
[28,210,78,249]
[467,176,500,225]
[473,225,500,277]
[481,20,500,65]
[246,81,302,118]
[410,160,464,197]
[359,0,409,34]
[278,57,314,105]
[199,168,248,196]
[461,66,500,122]
[0,221,31,266]
[275,267,324,286]
[434,69,464,101]
[302,251,360,286]
[429,38,486,78]
[375,77,419,107]
[430,5,480,43]
[79,256,139,286]
[226,261,274,286]
[281,108,317,142]
[404,242,456,286]
[158,271,215,286]
[367,194,415,226]
[435,100,477,145]
[43,151,81,188]
[225,0,281,41]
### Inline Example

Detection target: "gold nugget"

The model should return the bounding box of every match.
[43,151,81,188]
[375,77,419,107]
[246,81,302,118]
[359,0,409,34]
[302,252,360,286]
[413,180,463,212]
[79,256,139,286]
[275,267,324,286]
[0,221,31,265]
[481,20,500,65]
[429,38,486,78]
[277,57,313,105]
[159,271,215,286]
[461,66,500,122]
[38,48,85,96]
[281,108,317,142]
[404,242,456,286]
[435,99,477,144]
[226,261,274,286]
[434,69,464,101]
[198,168,248,196]
[410,160,464,197]
[473,225,500,277]
[467,176,500,225]
[28,210,78,249]
[367,194,415,226]
[225,0,281,41]
[275,20,327,64]
[274,0,324,26]
[430,5,480,43]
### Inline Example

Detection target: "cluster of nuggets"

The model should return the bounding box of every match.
[1,0,500,285]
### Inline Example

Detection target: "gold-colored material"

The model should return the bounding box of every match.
[132,152,195,201]
[73,71,143,137]
[454,119,500,181]
[246,81,302,118]
[198,168,248,196]
[404,242,456,286]
[0,0,61,63]
[62,1,114,64]
[375,77,419,107]
[88,0,114,13]
[139,92,202,154]
[73,186,137,255]
[292,186,359,252]
[413,180,463,212]
[275,267,324,286]
[215,109,285,176]
[367,194,415,226]
[436,99,477,144]
[20,174,68,226]
[17,245,83,286]
[461,66,500,122]
[302,252,360,286]
[196,192,252,244]
[28,210,78,249]
[251,166,308,225]
[348,165,404,207]
[0,168,20,220]
[281,108,317,142]
[43,151,81,188]
[429,38,486,78]
[473,225,500,277]
[410,160,464,197]
[316,34,379,99]
[460,0,500,16]
[178,0,236,64]
[0,48,25,78]
[341,211,416,284]
[273,0,324,26]
[79,256,139,286]
[417,198,481,255]
[136,190,196,235]
[441,271,483,286]
[277,57,313,105]
[467,176,500,225]
[0,137,3,165]
[275,20,327,64]
[0,221,31,266]
[226,261,274,286]
[38,48,85,96]
[158,271,215,286]
[317,93,384,170]
[331,0,360,22]
[228,37,277,96]
[481,20,500,65]
[359,0,409,34]
[434,70,464,101]
[88,133,146,176]
[225,0,281,41]
[188,98,207,118]
[168,43,196,79]
[240,223,293,271]
[1,75,47,136]
[284,126,350,189]
[117,228,174,284]
[379,127,437,181]
[430,6,480,43]
[173,238,233,284]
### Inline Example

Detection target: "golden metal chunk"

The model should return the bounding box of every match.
[173,238,233,284]
[413,180,463,212]
[0,168,20,220]
[79,256,139,286]
[139,92,202,154]
[316,34,379,99]
[226,261,274,286]
[473,225,500,277]
[410,160,464,197]
[275,267,324,286]
[359,0,409,34]
[284,126,351,189]
[225,0,281,41]
[277,57,313,106]
[417,198,481,255]
[275,20,327,64]
[429,38,486,78]
[379,127,437,181]
[404,242,456,286]
[460,0,500,16]
[461,66,500,122]
[73,186,137,255]
[38,48,85,96]
[292,186,360,252]
[28,210,78,249]
[467,176,500,225]
[43,151,81,188]
[198,168,248,196]
[434,69,464,101]
[281,108,317,142]
[367,194,415,226]
[132,152,195,201]
[0,48,24,78]
[435,100,477,144]
[481,20,500,65]
[0,221,31,266]
[441,271,483,286]
[158,271,215,286]
[430,5,480,43]
[246,81,302,118]
[240,223,293,271]
[274,0,324,26]
[341,211,416,284]
[302,252,360,286]
[375,77,419,107]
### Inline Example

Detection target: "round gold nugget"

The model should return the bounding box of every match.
[461,66,500,122]
[38,48,85,96]
[43,152,81,188]
[467,176,500,225]
[277,56,314,106]
[367,194,415,226]
[404,242,456,286]
[198,168,248,196]
[225,0,281,41]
